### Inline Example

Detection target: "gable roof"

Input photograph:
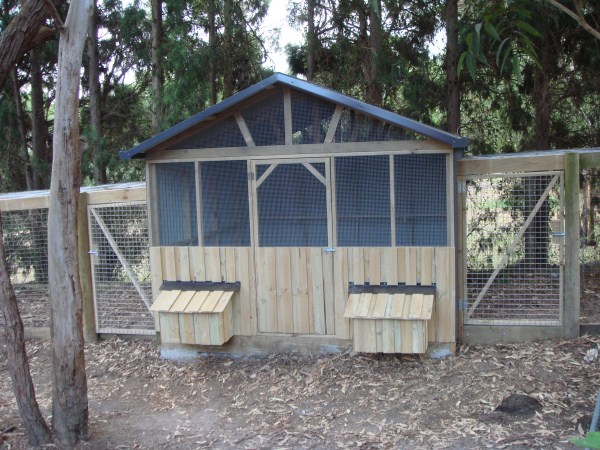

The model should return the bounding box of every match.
[119,73,468,160]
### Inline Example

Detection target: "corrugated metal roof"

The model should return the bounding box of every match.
[119,73,467,160]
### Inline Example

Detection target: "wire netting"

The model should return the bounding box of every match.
[464,173,563,325]
[171,115,247,150]
[257,162,329,247]
[201,160,251,246]
[243,92,285,146]
[0,208,49,328]
[89,201,154,334]
[155,162,198,246]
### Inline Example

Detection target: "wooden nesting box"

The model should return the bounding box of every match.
[344,286,435,353]
[150,282,238,345]
[120,73,464,355]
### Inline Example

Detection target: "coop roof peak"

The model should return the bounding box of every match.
[119,72,467,160]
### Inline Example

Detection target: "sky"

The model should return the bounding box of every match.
[261,0,304,73]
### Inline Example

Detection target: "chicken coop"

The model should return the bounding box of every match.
[119,73,467,355]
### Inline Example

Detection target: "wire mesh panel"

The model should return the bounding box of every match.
[256,161,329,247]
[0,208,49,328]
[89,201,154,335]
[464,172,563,325]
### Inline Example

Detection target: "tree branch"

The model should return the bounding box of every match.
[544,0,600,40]
[41,0,65,30]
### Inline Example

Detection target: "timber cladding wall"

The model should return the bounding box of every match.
[150,246,455,347]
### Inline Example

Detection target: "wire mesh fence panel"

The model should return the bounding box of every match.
[580,173,600,324]
[464,172,563,325]
[0,208,49,328]
[89,201,154,335]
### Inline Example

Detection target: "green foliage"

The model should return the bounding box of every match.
[458,0,542,83]
[571,431,600,449]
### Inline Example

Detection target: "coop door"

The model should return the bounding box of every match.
[462,172,564,326]
[251,159,336,335]
[88,202,154,335]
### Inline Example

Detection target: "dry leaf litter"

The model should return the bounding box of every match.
[1,336,600,449]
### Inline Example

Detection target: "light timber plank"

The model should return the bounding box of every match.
[390,294,406,318]
[401,295,412,319]
[193,313,210,344]
[234,113,256,147]
[409,293,424,319]
[352,248,365,284]
[457,154,564,176]
[406,248,417,285]
[283,89,293,145]
[190,247,206,281]
[382,320,395,353]
[323,252,335,335]
[163,247,177,281]
[306,249,315,333]
[434,248,450,343]
[311,248,326,335]
[324,105,343,143]
[147,141,451,161]
[422,295,434,320]
[150,290,181,312]
[209,314,222,345]
[356,293,373,317]
[170,290,195,312]
[177,247,191,282]
[277,248,294,333]
[291,248,310,334]
[213,291,234,313]
[150,247,163,300]
[161,313,181,344]
[397,248,406,284]
[376,320,384,352]
[205,247,222,282]
[200,290,225,313]
[368,248,381,284]
[364,320,377,352]
[266,248,279,332]
[412,321,426,353]
[400,320,413,353]
[372,293,389,318]
[385,248,398,285]
[225,248,236,281]
[233,249,246,335]
[334,248,350,339]
[186,290,211,312]
[179,314,195,344]
[343,293,361,318]
[420,247,433,285]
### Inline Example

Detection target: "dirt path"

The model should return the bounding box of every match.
[1,336,600,449]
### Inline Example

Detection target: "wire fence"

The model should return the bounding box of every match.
[463,172,563,325]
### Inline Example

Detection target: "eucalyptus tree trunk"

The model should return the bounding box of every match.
[10,68,34,190]
[223,0,234,98]
[0,214,52,447]
[208,0,217,106]
[87,0,106,184]
[151,0,164,133]
[445,0,460,134]
[30,47,49,190]
[306,0,316,81]
[48,0,93,446]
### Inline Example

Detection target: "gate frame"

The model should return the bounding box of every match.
[456,150,594,344]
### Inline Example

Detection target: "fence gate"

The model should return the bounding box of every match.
[88,201,154,335]
[460,171,564,337]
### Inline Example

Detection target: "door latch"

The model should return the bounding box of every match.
[323,247,336,253]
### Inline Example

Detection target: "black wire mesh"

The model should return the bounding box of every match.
[290,90,338,144]
[201,160,251,246]
[335,110,419,143]
[335,155,391,246]
[242,92,286,146]
[257,162,328,247]
[395,154,447,246]
[155,162,198,246]
[171,115,247,150]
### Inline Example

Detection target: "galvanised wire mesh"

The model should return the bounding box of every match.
[89,201,154,334]
[0,208,49,328]
[464,173,563,325]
